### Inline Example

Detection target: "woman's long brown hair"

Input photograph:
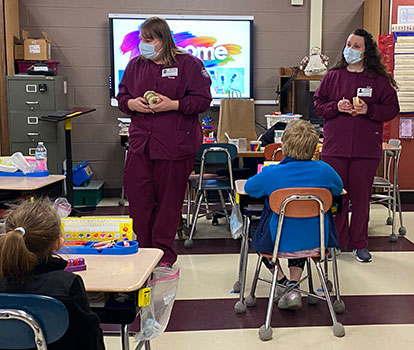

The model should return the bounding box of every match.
[331,28,398,89]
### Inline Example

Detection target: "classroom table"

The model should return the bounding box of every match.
[0,175,66,203]
[0,174,65,191]
[65,248,163,350]
[237,150,265,158]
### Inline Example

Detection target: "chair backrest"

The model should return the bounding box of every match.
[268,187,332,262]
[196,143,238,163]
[384,139,402,182]
[264,143,283,161]
[269,187,332,217]
[0,293,69,350]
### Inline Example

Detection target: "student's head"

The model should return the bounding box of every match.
[281,120,318,160]
[0,198,63,280]
[139,17,181,66]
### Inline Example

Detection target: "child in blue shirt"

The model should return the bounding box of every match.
[245,120,343,310]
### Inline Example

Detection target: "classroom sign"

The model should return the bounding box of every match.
[61,217,134,241]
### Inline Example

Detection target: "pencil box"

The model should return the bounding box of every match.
[58,240,138,255]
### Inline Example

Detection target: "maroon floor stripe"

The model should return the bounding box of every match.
[174,236,414,255]
[165,295,414,331]
[101,295,414,333]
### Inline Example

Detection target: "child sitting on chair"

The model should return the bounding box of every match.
[245,120,343,311]
[0,198,105,350]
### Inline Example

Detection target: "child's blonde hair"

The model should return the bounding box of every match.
[0,198,61,280]
[282,120,319,160]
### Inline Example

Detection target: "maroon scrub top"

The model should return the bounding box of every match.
[314,68,399,159]
[117,53,212,160]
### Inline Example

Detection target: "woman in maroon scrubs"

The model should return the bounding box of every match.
[314,28,399,263]
[117,17,212,266]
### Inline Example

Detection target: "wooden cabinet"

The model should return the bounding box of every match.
[278,67,324,114]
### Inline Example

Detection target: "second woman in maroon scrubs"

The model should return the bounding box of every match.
[314,29,399,263]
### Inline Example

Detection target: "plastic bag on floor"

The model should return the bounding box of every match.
[230,203,243,239]
[135,266,180,342]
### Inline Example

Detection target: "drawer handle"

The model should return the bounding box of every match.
[27,132,39,136]
[25,101,39,106]
[28,148,36,156]
[27,116,39,125]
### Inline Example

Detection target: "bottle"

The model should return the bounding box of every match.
[35,142,48,172]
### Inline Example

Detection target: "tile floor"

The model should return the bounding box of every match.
[97,201,414,350]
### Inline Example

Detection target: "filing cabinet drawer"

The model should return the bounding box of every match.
[7,79,56,111]
[9,112,57,142]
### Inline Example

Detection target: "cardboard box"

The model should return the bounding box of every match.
[22,30,51,61]
[14,43,24,60]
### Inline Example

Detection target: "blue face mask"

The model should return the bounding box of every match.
[343,47,363,65]
[139,42,160,60]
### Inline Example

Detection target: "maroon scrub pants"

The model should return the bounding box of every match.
[322,156,380,249]
[124,151,195,264]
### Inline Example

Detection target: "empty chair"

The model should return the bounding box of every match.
[184,143,238,248]
[0,293,68,350]
[242,188,345,341]
[371,139,406,241]
[264,143,283,161]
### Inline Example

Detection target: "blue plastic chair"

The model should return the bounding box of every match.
[0,293,69,350]
[184,143,238,248]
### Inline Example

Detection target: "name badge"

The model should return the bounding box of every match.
[162,68,178,78]
[357,87,373,97]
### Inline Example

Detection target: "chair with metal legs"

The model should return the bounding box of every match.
[184,143,237,248]
[241,188,345,341]
[371,139,406,241]
[0,293,68,350]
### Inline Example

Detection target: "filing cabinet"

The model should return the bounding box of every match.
[7,75,67,174]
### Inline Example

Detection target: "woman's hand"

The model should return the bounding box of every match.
[351,98,368,115]
[149,93,179,113]
[337,98,353,114]
[128,97,152,113]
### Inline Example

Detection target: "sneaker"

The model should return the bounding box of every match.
[352,248,372,263]
[276,279,289,297]
[327,247,341,261]
[277,289,302,310]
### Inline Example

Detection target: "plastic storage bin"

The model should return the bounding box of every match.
[58,240,138,255]
[73,180,104,207]
[73,161,93,186]
[265,114,302,129]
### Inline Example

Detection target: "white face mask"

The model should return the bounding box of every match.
[343,47,363,65]
[139,42,160,60]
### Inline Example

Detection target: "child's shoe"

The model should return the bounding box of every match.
[277,283,302,310]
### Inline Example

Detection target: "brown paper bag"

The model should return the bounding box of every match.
[217,98,257,143]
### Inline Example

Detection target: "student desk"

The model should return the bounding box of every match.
[66,248,163,350]
[233,179,264,313]
[0,175,65,201]
[237,150,265,158]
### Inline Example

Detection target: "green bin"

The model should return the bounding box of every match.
[73,180,104,207]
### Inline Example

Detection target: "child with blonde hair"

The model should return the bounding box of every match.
[245,120,343,310]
